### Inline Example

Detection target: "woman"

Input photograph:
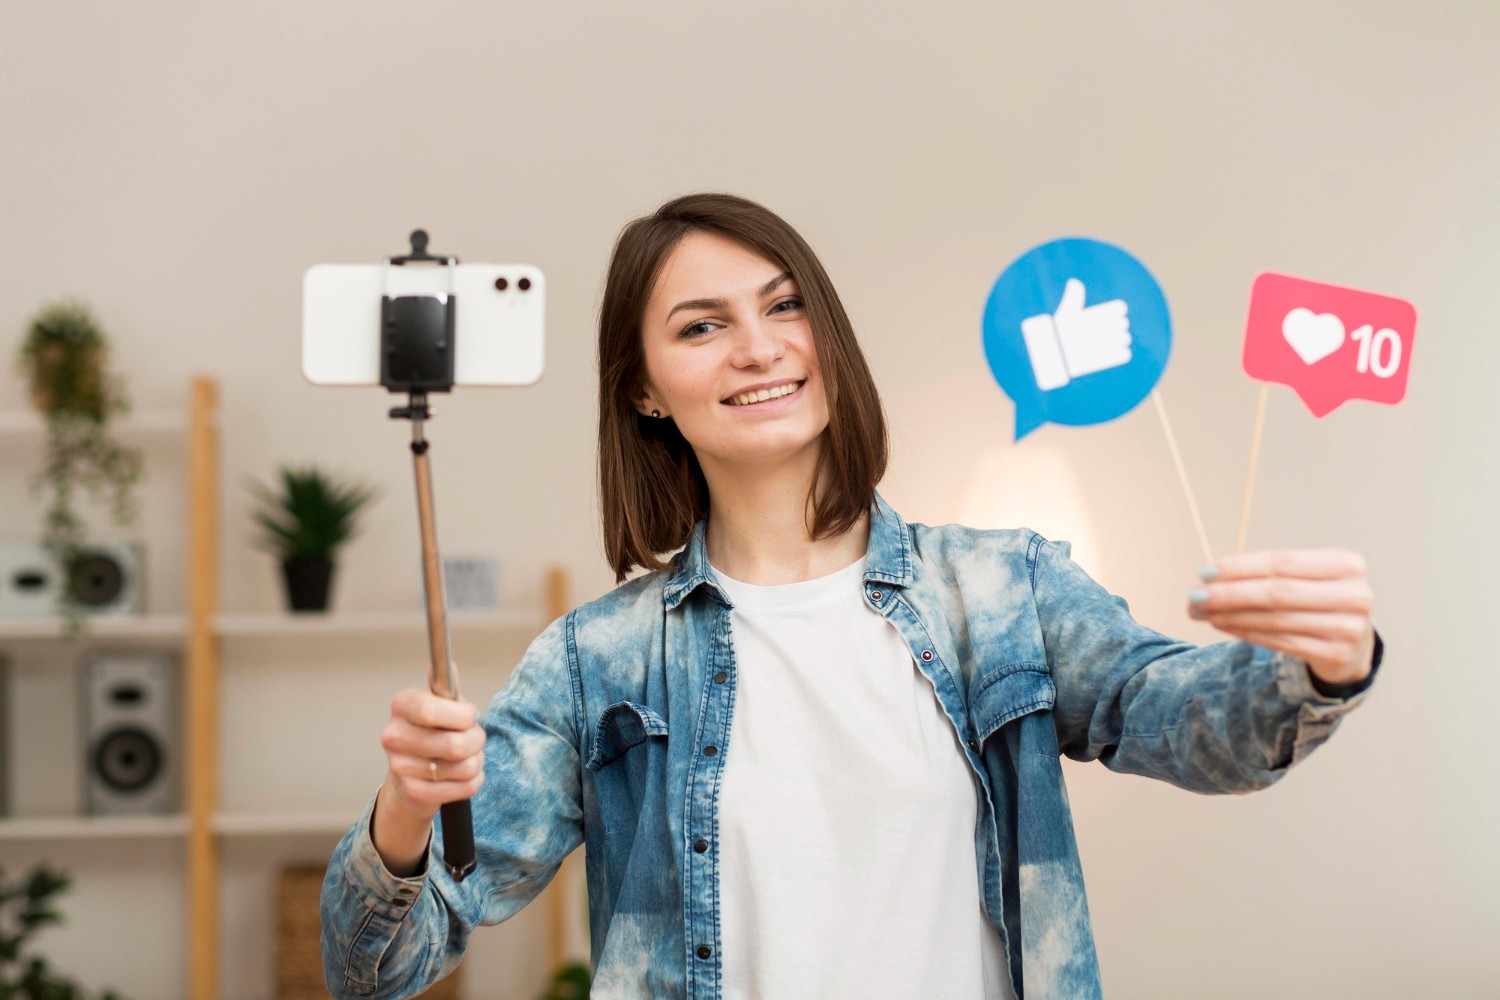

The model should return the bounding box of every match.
[320,193,1382,999]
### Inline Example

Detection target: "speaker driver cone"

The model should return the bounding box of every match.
[69,552,125,606]
[92,726,163,793]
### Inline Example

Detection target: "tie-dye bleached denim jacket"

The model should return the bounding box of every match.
[321,490,1381,999]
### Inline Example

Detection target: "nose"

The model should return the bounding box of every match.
[729,313,785,370]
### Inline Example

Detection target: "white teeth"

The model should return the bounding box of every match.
[729,381,802,406]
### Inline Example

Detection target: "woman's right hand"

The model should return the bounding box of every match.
[380,686,487,822]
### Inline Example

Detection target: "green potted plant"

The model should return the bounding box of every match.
[1,863,124,998]
[12,300,145,637]
[245,465,381,612]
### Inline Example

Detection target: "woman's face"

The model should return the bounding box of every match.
[635,230,829,474]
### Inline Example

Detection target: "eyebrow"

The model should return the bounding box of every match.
[665,271,794,323]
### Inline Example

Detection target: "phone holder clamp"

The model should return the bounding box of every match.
[381,230,460,396]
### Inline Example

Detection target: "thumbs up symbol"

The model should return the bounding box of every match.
[1020,278,1133,391]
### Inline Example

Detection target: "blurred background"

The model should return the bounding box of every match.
[0,1,1494,997]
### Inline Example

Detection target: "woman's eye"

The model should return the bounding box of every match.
[679,298,800,339]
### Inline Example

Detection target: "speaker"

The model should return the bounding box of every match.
[82,650,177,815]
[0,540,145,619]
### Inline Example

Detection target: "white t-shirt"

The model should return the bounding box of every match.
[710,554,1016,1000]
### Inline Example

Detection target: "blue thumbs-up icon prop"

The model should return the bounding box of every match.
[983,238,1172,440]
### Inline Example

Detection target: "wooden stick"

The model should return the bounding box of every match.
[1150,388,1215,566]
[1236,382,1270,555]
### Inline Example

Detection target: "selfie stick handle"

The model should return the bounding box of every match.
[396,391,476,883]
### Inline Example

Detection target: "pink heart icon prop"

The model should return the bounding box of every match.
[1243,272,1415,417]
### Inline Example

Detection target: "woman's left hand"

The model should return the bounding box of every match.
[1187,548,1377,688]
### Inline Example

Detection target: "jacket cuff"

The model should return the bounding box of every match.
[344,785,433,922]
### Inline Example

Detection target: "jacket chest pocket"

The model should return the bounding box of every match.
[971,665,1059,758]
[584,701,669,861]
[585,701,669,772]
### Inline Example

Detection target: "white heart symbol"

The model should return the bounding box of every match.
[1281,308,1345,365]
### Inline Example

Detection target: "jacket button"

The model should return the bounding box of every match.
[967,739,978,751]
[870,590,883,603]
[704,745,718,756]
[920,649,934,662]
[714,671,727,684]
[697,944,713,959]
[694,839,709,853]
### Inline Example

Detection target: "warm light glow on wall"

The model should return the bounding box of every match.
[956,442,1104,580]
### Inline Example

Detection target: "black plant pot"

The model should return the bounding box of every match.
[281,555,336,612]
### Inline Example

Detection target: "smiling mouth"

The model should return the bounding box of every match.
[723,380,806,407]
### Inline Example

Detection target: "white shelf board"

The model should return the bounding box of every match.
[0,609,538,641]
[0,409,199,435]
[215,608,538,637]
[0,613,188,640]
[0,812,360,840]
[0,814,190,840]
[214,811,359,836]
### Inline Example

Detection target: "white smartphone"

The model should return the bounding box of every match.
[302,263,546,387]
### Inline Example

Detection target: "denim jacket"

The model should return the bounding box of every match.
[321,491,1381,999]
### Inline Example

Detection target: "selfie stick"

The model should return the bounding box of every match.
[384,230,475,883]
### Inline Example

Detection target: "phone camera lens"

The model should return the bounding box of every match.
[494,277,509,291]
[518,277,532,292]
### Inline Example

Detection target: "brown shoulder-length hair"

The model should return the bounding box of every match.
[598,192,889,584]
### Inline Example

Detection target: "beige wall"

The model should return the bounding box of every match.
[1,1,1494,996]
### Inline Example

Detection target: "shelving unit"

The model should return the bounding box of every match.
[0,375,575,998]
[0,597,545,849]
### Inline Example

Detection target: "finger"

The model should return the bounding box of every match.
[383,719,486,762]
[1206,548,1367,582]
[392,689,478,731]
[1191,607,1369,643]
[1222,627,1353,669]
[1191,575,1374,615]
[394,767,485,809]
[392,751,483,786]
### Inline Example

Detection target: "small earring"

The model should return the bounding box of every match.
[651,409,661,418]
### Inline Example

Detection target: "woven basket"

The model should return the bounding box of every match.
[276,865,462,999]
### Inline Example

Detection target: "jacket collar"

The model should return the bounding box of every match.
[663,489,913,611]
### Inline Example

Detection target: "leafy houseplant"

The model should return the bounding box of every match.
[12,300,145,638]
[246,465,380,612]
[537,961,590,1000]
[0,863,123,999]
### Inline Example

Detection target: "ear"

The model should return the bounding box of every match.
[630,377,665,418]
